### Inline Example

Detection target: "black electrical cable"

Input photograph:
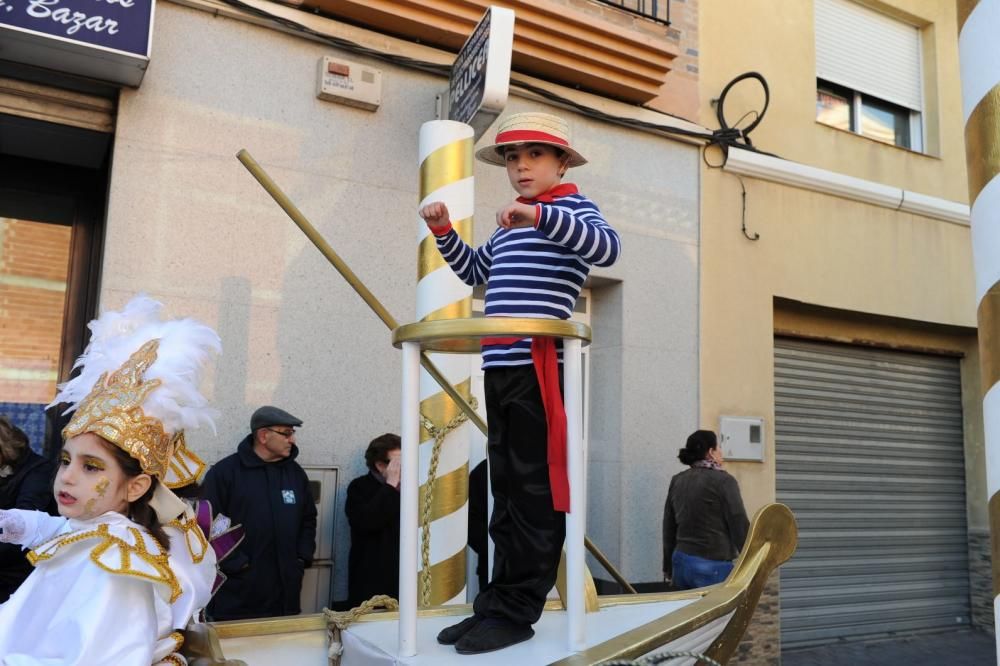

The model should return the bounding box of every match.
[716,71,769,139]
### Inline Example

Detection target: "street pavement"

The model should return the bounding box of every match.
[781,629,995,665]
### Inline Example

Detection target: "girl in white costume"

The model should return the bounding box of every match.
[0,296,222,666]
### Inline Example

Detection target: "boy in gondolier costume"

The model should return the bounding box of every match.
[420,112,621,654]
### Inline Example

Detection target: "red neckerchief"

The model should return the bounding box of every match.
[516,182,578,205]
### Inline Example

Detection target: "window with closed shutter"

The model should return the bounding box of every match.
[814,0,924,150]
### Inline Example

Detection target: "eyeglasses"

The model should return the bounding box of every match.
[265,427,296,438]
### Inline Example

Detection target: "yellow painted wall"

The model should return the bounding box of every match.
[699,0,968,200]
[697,0,982,522]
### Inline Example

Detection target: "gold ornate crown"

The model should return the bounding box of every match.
[63,339,174,479]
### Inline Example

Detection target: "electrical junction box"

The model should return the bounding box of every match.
[719,416,765,462]
[316,56,381,111]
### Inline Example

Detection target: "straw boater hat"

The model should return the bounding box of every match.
[475,112,588,167]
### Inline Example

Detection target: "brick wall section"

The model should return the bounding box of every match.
[970,529,995,634]
[549,0,699,120]
[731,571,781,665]
[0,220,72,403]
[657,0,699,120]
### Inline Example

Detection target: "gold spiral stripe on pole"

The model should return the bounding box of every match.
[421,549,467,606]
[417,218,472,280]
[964,83,1000,203]
[957,0,981,33]
[419,462,470,524]
[423,300,472,323]
[978,283,1000,391]
[991,491,1000,596]
[419,379,472,442]
[420,138,474,197]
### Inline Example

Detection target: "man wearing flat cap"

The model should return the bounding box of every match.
[202,406,317,620]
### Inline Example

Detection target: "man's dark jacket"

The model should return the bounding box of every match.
[202,435,317,620]
[345,470,399,607]
[0,449,55,602]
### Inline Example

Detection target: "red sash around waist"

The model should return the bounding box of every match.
[480,335,570,513]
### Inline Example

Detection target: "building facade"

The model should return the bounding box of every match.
[698,0,987,661]
[0,0,986,663]
[0,0,706,633]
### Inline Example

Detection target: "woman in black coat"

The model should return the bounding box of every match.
[0,416,55,603]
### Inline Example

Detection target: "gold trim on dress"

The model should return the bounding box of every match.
[168,512,210,564]
[27,522,182,603]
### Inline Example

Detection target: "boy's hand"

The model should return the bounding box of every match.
[497,202,537,230]
[419,201,452,233]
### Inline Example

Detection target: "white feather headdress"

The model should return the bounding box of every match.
[51,295,221,484]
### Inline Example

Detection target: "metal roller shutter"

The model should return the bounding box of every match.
[775,338,970,647]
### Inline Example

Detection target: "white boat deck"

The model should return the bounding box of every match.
[219,598,703,665]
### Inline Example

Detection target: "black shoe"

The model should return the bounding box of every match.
[454,618,534,654]
[437,615,482,645]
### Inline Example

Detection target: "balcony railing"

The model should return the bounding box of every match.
[593,0,671,26]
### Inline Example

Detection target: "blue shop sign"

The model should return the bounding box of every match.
[0,0,155,87]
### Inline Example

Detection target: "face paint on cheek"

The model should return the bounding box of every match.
[95,477,110,497]
[84,498,96,514]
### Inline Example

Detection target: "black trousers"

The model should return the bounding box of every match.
[473,365,565,626]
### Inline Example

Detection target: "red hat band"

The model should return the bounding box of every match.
[494,129,570,148]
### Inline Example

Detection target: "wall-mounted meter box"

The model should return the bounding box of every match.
[316,56,381,111]
[719,416,765,462]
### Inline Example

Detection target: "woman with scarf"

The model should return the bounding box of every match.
[662,430,750,590]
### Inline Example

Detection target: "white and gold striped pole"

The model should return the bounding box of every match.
[958,0,1000,644]
[415,120,476,606]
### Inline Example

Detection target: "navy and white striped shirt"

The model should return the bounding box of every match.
[434,188,621,368]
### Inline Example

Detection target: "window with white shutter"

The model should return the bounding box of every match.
[814,0,924,151]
